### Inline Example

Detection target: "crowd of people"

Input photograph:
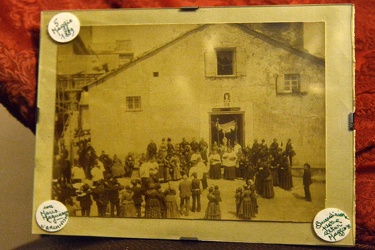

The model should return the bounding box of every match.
[52,136,312,220]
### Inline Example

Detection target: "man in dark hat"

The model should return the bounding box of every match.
[108,178,124,217]
[76,183,93,217]
[92,179,110,217]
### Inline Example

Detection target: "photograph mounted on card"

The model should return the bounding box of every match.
[33,5,355,246]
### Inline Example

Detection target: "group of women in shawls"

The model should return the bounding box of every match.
[204,185,222,220]
[235,180,258,220]
[254,163,275,199]
[143,182,180,219]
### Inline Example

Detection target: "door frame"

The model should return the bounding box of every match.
[208,111,245,150]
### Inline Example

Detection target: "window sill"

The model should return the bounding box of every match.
[276,92,307,96]
[207,75,239,79]
[125,110,143,112]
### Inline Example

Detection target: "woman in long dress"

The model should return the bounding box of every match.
[261,164,274,199]
[249,180,258,215]
[111,154,125,178]
[254,166,263,195]
[164,184,180,218]
[239,185,255,220]
[204,186,221,220]
[278,154,293,191]
[120,185,137,217]
[144,183,162,218]
[169,153,182,180]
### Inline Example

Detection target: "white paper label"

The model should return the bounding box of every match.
[36,200,69,232]
[313,208,351,242]
[48,12,80,43]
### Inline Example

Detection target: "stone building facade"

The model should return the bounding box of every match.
[66,23,325,167]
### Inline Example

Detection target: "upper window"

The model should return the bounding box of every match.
[216,49,234,76]
[126,96,142,111]
[205,48,246,78]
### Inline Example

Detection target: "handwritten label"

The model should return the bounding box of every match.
[313,208,351,242]
[36,200,69,232]
[48,13,80,43]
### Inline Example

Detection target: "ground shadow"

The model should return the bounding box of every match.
[292,192,305,200]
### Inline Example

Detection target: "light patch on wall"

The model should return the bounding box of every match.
[174,76,195,104]
[309,84,324,95]
[203,32,219,52]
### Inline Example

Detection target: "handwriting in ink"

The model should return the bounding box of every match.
[40,205,68,224]
[314,211,350,241]
[51,18,74,40]
[43,216,68,231]
[315,211,349,229]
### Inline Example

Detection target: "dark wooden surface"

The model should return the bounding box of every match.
[16,236,361,250]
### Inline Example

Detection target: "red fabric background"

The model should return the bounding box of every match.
[0,0,373,248]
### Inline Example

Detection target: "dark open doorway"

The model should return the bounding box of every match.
[209,112,245,149]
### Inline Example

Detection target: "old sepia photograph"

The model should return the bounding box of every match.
[33,6,355,245]
[52,21,326,222]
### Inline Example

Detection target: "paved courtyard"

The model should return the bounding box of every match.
[79,172,325,222]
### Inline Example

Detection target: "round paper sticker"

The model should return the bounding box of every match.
[313,208,351,242]
[36,200,69,232]
[48,12,80,43]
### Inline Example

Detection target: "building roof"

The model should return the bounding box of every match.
[85,23,325,89]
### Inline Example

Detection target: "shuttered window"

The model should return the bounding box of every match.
[204,48,247,77]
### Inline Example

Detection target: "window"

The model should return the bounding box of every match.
[204,48,246,77]
[284,74,301,93]
[277,74,306,94]
[126,96,141,111]
[216,50,234,76]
